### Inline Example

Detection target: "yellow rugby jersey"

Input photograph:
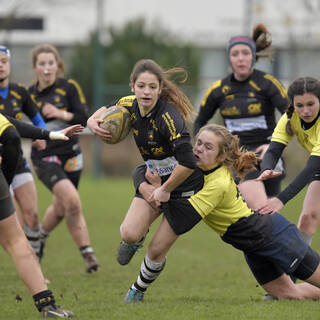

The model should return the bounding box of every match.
[0,113,13,136]
[188,166,253,236]
[271,112,320,156]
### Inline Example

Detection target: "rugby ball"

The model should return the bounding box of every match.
[99,105,132,144]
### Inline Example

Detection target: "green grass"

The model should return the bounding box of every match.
[0,177,319,320]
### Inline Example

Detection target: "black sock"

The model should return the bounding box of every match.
[33,290,55,312]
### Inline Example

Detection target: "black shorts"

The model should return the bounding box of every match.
[162,198,202,235]
[243,214,320,285]
[32,154,83,191]
[0,170,15,221]
[15,155,32,175]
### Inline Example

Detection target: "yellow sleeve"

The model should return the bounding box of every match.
[271,113,293,146]
[310,125,320,156]
[0,114,13,136]
[117,95,136,108]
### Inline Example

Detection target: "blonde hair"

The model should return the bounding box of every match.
[31,44,65,78]
[130,59,194,121]
[197,124,257,179]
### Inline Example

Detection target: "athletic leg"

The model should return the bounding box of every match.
[51,178,99,272]
[0,213,73,317]
[297,181,320,239]
[262,273,320,300]
[117,196,161,265]
[124,216,178,302]
[13,179,41,256]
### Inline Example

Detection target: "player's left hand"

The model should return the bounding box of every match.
[255,169,283,181]
[256,197,284,214]
[49,124,84,140]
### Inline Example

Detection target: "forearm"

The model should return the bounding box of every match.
[261,141,285,172]
[161,164,194,193]
[278,156,320,204]
[7,116,50,140]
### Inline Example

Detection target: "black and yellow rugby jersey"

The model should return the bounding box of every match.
[28,78,88,158]
[194,69,288,146]
[116,95,203,195]
[188,166,253,236]
[0,83,39,120]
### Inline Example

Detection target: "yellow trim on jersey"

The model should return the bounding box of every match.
[10,90,22,100]
[271,112,320,156]
[200,80,222,107]
[68,79,86,104]
[55,88,66,96]
[264,74,287,98]
[162,112,181,141]
[0,114,13,136]
[188,166,253,236]
[249,80,261,91]
[117,95,136,108]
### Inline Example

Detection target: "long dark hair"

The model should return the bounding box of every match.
[286,77,320,135]
[130,59,194,121]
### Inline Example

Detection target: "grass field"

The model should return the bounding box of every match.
[1,176,319,320]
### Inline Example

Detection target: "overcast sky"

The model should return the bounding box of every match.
[1,0,320,47]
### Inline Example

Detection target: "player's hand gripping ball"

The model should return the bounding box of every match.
[98,105,132,144]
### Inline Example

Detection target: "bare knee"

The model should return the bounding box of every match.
[120,225,142,244]
[299,211,319,236]
[64,196,81,217]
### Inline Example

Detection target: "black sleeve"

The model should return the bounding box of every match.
[193,87,221,136]
[174,143,197,169]
[66,80,89,126]
[265,75,288,115]
[6,116,50,140]
[277,155,320,204]
[0,126,22,184]
[260,141,286,172]
[132,164,147,191]
[193,113,209,137]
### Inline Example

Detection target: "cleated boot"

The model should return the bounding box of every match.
[123,287,144,303]
[81,247,100,273]
[117,231,148,266]
[41,304,74,318]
